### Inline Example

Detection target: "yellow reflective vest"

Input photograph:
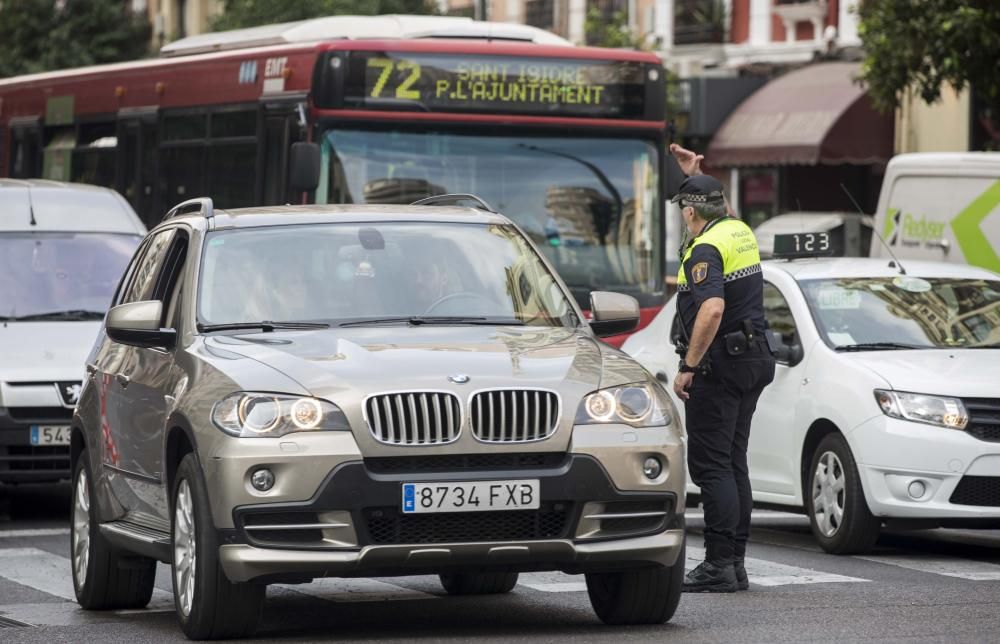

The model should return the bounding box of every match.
[677,217,762,291]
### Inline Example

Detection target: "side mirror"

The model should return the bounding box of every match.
[589,291,640,338]
[106,301,176,349]
[766,330,803,366]
[288,142,320,193]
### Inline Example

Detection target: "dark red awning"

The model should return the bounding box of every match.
[707,62,893,167]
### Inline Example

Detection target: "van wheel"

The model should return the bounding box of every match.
[439,571,519,595]
[71,449,156,610]
[585,540,684,625]
[806,434,881,554]
[172,454,264,640]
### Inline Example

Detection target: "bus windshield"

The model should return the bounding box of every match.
[317,129,662,309]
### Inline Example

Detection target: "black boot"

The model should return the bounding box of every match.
[682,560,738,593]
[734,559,749,591]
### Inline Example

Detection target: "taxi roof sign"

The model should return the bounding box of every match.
[772,231,839,259]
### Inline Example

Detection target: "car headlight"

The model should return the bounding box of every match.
[874,389,968,430]
[211,392,350,437]
[575,381,671,428]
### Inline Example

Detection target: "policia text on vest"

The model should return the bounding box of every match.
[670,174,776,594]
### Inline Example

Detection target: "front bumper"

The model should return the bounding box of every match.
[0,407,72,483]
[222,454,683,583]
[852,415,1000,520]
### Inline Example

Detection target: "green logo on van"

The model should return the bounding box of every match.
[951,179,1000,273]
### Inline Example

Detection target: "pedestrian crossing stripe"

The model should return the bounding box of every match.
[685,546,869,586]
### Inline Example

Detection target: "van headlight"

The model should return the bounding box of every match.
[576,381,671,428]
[212,392,350,437]
[874,389,968,429]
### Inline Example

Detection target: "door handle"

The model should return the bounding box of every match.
[86,363,98,375]
[116,373,131,388]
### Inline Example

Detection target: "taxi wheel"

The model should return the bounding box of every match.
[586,540,684,625]
[439,571,519,595]
[806,434,881,554]
[172,454,264,640]
[71,448,156,610]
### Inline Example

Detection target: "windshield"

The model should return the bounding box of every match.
[317,128,662,309]
[0,232,140,320]
[198,222,578,328]
[800,277,1000,349]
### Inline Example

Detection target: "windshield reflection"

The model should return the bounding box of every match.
[801,277,1000,349]
[317,129,662,308]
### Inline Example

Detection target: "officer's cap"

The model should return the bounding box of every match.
[671,175,726,204]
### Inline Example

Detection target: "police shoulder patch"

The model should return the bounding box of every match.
[692,262,709,283]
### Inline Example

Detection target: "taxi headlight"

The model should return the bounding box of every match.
[576,381,671,428]
[212,392,350,437]
[874,389,968,430]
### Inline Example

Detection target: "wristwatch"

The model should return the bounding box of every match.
[678,360,698,374]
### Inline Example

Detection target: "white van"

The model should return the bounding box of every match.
[0,180,144,484]
[870,153,1000,273]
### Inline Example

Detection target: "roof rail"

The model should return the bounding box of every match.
[410,193,496,213]
[165,197,214,220]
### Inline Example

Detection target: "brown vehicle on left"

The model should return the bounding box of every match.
[70,195,687,640]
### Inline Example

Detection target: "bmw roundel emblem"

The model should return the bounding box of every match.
[448,374,470,384]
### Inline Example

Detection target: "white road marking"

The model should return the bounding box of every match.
[276,578,437,602]
[685,509,801,520]
[686,546,869,586]
[0,547,172,607]
[0,528,71,538]
[854,554,1000,581]
[519,581,588,592]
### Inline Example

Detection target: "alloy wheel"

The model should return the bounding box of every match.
[812,450,846,537]
[72,468,90,589]
[173,479,197,617]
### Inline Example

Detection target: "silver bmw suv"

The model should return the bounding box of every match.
[70,196,686,639]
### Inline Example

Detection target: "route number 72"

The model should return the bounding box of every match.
[368,58,422,100]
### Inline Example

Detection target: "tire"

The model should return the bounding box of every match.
[585,540,685,625]
[71,448,156,610]
[806,433,881,554]
[439,571,519,595]
[172,453,264,640]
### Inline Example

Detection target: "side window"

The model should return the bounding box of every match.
[157,235,189,328]
[112,237,151,307]
[120,229,176,305]
[763,282,799,348]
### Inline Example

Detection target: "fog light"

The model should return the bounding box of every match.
[642,457,662,480]
[251,468,274,491]
[907,480,926,499]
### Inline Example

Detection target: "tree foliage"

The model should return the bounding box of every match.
[858,0,1000,118]
[584,8,647,49]
[211,0,438,31]
[0,0,150,79]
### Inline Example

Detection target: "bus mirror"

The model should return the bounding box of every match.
[289,142,321,193]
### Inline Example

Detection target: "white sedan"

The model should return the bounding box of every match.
[624,257,1000,554]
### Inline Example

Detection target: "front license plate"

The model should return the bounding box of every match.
[402,480,540,514]
[30,425,71,446]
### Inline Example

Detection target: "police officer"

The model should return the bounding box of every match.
[670,172,775,593]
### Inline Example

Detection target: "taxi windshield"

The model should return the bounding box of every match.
[316,128,661,310]
[800,277,1000,349]
[0,232,141,321]
[198,222,578,328]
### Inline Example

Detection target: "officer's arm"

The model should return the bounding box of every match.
[682,245,726,368]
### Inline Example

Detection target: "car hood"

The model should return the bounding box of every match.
[849,349,1000,398]
[203,325,636,396]
[0,321,100,382]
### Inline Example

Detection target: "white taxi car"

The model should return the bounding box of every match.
[625,241,1000,554]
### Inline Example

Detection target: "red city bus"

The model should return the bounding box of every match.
[0,16,667,344]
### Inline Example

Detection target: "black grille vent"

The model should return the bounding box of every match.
[6,407,73,422]
[365,452,567,474]
[950,476,1000,507]
[470,389,560,442]
[366,392,462,445]
[0,446,70,471]
[242,512,323,544]
[364,502,571,545]
[964,398,1000,443]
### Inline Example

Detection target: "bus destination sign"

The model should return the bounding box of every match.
[341,52,648,118]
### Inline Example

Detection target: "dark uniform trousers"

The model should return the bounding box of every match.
[685,340,775,564]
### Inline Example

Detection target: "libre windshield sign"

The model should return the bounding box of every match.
[341,52,647,118]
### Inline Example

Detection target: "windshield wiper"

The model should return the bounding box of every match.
[8,309,106,321]
[199,321,330,333]
[338,316,526,328]
[835,342,929,352]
